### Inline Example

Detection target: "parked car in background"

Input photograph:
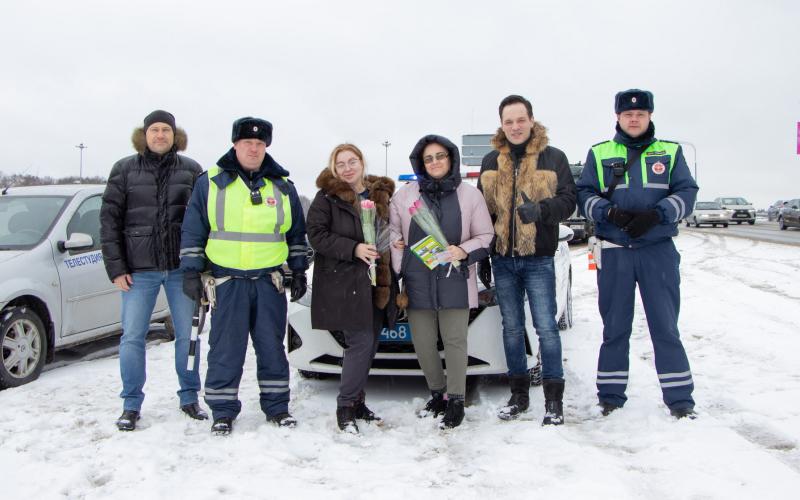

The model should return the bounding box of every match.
[685,201,730,228]
[714,197,756,225]
[777,198,800,230]
[287,225,575,384]
[565,163,593,243]
[0,185,172,389]
[768,200,788,222]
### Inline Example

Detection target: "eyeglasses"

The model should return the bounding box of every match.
[423,152,449,165]
[335,158,361,170]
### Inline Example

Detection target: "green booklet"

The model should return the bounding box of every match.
[409,234,447,270]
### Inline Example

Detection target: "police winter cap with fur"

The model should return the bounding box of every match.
[614,89,654,114]
[231,117,273,146]
[143,109,176,131]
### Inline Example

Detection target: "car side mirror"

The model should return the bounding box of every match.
[558,225,574,242]
[57,232,93,252]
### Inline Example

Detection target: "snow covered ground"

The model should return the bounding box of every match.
[2,231,799,499]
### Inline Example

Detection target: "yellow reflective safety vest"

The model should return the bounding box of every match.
[205,165,291,270]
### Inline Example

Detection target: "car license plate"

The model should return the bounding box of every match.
[380,322,412,343]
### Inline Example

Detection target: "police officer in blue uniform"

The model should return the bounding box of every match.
[180,117,309,434]
[577,90,699,419]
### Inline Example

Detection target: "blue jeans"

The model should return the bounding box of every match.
[492,255,563,379]
[119,270,200,411]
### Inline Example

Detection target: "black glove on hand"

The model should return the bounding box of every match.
[516,192,541,224]
[183,271,203,302]
[606,206,636,229]
[478,258,492,289]
[624,209,661,238]
[290,272,307,302]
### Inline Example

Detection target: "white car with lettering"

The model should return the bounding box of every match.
[0,184,172,388]
[287,225,574,383]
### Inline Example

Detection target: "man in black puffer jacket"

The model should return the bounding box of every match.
[101,110,207,431]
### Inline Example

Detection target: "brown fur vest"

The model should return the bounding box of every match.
[479,122,557,256]
[315,169,395,309]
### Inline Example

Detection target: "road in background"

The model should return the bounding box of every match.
[681,218,800,246]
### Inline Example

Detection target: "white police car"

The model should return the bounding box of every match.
[0,184,172,389]
[287,212,574,382]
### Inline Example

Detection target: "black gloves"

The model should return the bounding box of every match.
[290,272,307,302]
[606,207,636,229]
[478,258,492,289]
[516,192,541,224]
[625,209,661,238]
[183,271,203,302]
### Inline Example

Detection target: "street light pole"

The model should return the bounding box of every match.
[75,143,88,181]
[677,140,697,182]
[381,140,391,177]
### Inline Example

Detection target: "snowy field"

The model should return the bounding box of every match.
[2,231,799,499]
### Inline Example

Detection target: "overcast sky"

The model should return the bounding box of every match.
[1,0,797,208]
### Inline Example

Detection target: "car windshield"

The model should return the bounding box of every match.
[720,197,749,205]
[0,195,69,249]
[696,202,722,210]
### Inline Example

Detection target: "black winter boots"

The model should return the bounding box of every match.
[417,390,447,418]
[211,417,233,435]
[337,406,359,434]
[354,392,382,423]
[498,375,530,420]
[542,378,565,426]
[116,410,140,431]
[439,398,465,429]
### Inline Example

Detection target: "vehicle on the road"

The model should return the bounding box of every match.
[685,201,730,228]
[777,198,800,230]
[287,225,574,384]
[768,200,789,222]
[0,184,172,389]
[565,163,593,243]
[714,197,756,225]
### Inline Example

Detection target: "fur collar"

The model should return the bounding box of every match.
[491,121,549,156]
[315,169,395,221]
[131,127,189,155]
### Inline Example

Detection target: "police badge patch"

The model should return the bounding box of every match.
[652,162,666,175]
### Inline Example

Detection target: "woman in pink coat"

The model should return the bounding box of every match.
[390,134,493,428]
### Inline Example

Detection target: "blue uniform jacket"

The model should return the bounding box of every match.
[576,137,698,248]
[180,149,309,276]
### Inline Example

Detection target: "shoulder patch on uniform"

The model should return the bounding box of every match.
[591,140,612,147]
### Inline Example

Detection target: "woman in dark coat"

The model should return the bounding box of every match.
[306,143,397,433]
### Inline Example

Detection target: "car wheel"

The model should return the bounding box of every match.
[163,316,176,341]
[530,358,543,387]
[558,270,573,331]
[779,217,786,230]
[0,306,47,389]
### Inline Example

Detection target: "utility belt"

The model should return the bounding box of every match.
[587,236,623,270]
[200,268,285,309]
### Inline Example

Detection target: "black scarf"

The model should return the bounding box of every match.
[614,122,656,148]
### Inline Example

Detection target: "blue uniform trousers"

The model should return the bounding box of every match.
[596,238,694,410]
[203,276,290,420]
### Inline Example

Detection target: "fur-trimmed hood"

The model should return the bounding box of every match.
[131,127,189,155]
[491,121,549,156]
[315,168,395,221]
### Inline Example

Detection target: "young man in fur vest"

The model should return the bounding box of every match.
[101,110,206,431]
[478,95,576,425]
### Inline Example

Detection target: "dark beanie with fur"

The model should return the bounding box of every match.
[143,109,176,131]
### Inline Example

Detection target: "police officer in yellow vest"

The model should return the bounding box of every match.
[180,117,309,435]
[577,90,699,419]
